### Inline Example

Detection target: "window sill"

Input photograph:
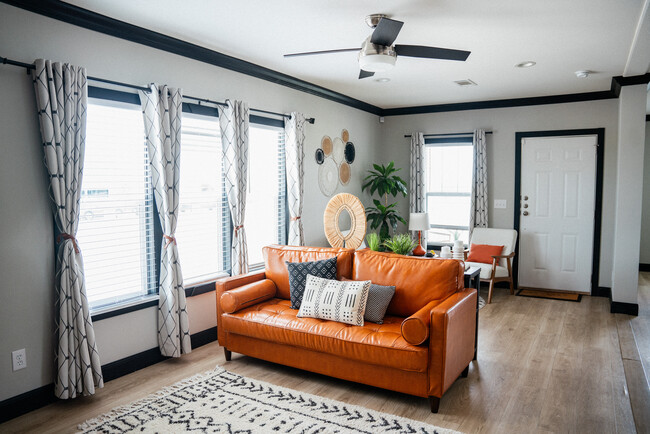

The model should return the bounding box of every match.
[91,295,159,322]
[184,272,230,297]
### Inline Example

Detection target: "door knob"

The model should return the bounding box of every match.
[523,211,529,216]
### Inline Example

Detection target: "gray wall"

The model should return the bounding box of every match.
[0,4,381,401]
[377,99,620,288]
[641,121,650,264]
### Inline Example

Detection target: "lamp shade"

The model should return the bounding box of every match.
[408,212,430,231]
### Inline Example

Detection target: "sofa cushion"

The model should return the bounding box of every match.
[221,298,428,372]
[353,249,463,317]
[298,275,371,326]
[287,257,337,309]
[341,277,395,324]
[263,245,355,301]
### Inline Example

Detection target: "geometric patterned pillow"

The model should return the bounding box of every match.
[297,275,371,326]
[364,283,396,324]
[340,277,395,324]
[286,257,337,309]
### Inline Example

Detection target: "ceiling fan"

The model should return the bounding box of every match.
[284,14,471,79]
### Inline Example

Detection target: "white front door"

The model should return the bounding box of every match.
[518,135,597,292]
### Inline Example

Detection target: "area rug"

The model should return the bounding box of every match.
[517,289,582,302]
[79,367,460,434]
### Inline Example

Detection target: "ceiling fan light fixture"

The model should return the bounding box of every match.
[358,38,397,72]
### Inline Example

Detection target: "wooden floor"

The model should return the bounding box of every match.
[2,283,647,434]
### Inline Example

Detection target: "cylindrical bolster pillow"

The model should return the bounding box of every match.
[400,300,439,345]
[220,279,277,313]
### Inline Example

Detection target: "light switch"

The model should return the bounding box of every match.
[494,199,507,209]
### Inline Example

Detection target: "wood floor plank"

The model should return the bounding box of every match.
[0,286,640,434]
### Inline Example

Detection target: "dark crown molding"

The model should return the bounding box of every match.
[1,0,382,115]
[382,91,615,116]
[2,0,648,117]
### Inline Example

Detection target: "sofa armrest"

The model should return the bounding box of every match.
[401,300,439,345]
[216,271,266,345]
[428,288,477,397]
[220,279,277,313]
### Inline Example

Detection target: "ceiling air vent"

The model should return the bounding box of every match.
[454,79,477,86]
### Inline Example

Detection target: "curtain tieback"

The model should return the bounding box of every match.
[164,235,176,249]
[291,216,301,221]
[234,225,244,235]
[57,233,79,254]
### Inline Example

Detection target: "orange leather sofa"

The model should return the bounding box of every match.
[216,245,477,412]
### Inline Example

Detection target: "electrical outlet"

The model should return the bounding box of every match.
[494,199,507,209]
[12,349,26,371]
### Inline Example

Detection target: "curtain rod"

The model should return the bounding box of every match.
[2,56,315,124]
[404,131,493,138]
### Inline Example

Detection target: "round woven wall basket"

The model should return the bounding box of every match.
[323,193,366,249]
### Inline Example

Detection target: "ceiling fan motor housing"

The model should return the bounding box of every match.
[358,37,397,72]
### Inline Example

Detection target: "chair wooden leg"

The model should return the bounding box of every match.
[428,396,440,413]
[507,257,515,294]
[487,278,495,304]
[224,348,231,361]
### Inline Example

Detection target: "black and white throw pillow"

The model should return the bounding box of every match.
[297,275,371,326]
[286,257,337,309]
[364,283,396,324]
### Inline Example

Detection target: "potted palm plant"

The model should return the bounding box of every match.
[362,162,408,240]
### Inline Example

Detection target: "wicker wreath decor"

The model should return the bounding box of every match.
[323,193,367,249]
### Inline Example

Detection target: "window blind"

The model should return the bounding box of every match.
[79,99,156,309]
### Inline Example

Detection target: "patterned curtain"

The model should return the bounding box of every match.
[32,59,103,398]
[219,100,250,275]
[139,84,191,357]
[284,112,305,246]
[470,129,488,237]
[409,132,427,247]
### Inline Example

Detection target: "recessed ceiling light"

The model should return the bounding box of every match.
[575,70,591,78]
[515,61,536,68]
[375,77,390,83]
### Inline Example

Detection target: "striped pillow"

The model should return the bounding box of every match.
[297,275,371,326]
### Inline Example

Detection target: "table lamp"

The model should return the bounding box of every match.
[409,212,429,256]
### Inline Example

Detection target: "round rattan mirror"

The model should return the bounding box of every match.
[324,193,367,249]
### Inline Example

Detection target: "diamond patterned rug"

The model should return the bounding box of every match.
[79,367,459,433]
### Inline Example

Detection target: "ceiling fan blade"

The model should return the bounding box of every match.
[395,44,470,61]
[359,70,375,79]
[284,48,359,58]
[370,17,404,46]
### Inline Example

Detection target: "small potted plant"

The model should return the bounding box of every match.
[383,233,418,256]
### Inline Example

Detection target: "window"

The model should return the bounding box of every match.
[78,99,156,309]
[246,124,286,266]
[80,92,287,309]
[425,137,473,245]
[175,114,228,284]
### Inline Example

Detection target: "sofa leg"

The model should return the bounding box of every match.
[428,396,440,413]
[224,348,231,361]
[461,365,469,378]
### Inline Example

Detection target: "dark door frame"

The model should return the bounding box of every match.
[513,128,605,294]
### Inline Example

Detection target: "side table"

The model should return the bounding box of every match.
[464,266,481,360]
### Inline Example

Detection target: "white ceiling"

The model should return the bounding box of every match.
[64,0,649,109]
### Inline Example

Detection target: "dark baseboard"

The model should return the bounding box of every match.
[190,326,218,349]
[593,286,612,298]
[0,384,54,424]
[611,301,639,316]
[0,327,219,423]
[101,347,168,383]
[640,263,650,272]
